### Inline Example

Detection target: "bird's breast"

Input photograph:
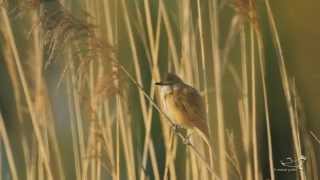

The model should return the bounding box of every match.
[163,94,193,128]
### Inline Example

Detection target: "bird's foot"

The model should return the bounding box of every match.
[182,136,192,145]
[171,124,180,133]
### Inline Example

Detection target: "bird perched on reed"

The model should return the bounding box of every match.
[156,73,210,145]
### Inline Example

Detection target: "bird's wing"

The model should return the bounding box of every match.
[174,85,209,136]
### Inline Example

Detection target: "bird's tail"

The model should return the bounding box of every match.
[196,124,211,149]
[194,128,214,172]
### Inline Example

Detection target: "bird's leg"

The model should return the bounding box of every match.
[171,123,180,134]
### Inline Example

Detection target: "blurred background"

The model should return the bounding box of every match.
[0,0,319,180]
[266,1,320,179]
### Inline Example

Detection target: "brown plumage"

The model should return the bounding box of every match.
[156,73,209,142]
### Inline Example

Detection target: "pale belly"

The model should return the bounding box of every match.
[163,94,193,128]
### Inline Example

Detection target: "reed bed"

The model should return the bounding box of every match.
[0,0,318,179]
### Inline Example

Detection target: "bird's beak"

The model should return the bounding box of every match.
[155,82,164,86]
[155,81,170,86]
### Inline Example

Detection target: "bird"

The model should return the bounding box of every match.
[155,73,210,145]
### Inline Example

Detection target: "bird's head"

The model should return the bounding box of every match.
[155,73,183,86]
[155,73,183,95]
